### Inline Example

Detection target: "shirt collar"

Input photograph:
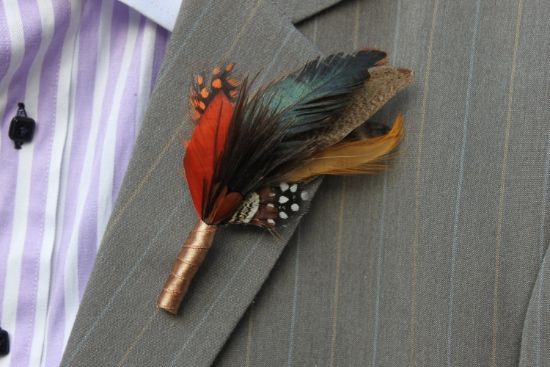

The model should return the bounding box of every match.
[118,0,182,31]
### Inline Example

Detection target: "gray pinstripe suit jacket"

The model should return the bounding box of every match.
[61,0,550,365]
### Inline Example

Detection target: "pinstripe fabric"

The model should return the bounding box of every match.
[273,0,342,24]
[215,0,550,366]
[62,0,550,365]
[520,244,550,367]
[0,1,168,366]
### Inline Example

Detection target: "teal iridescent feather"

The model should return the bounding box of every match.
[260,49,387,135]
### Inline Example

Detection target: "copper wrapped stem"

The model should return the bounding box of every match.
[157,221,217,314]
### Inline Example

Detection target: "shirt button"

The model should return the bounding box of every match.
[8,102,36,149]
[0,327,9,356]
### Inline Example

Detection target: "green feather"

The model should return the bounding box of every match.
[260,50,387,136]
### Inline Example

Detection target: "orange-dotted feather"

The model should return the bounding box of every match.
[189,65,240,121]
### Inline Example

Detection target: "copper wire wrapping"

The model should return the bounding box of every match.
[157,221,217,314]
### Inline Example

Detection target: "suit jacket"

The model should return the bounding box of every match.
[61,0,550,365]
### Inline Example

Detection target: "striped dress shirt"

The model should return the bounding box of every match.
[0,0,169,366]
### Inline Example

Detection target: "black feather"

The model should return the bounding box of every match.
[214,50,387,204]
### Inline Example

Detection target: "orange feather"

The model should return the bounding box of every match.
[281,114,405,182]
[184,92,237,221]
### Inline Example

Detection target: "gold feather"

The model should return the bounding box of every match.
[282,114,404,182]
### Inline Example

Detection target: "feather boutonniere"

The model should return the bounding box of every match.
[157,50,413,314]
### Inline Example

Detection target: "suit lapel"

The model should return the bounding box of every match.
[61,0,326,365]
[275,0,343,23]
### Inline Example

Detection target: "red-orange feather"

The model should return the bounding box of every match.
[184,92,240,223]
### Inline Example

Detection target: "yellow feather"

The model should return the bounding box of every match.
[282,114,404,182]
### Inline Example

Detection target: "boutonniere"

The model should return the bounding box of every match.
[157,50,413,314]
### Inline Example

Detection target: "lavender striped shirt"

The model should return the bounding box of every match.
[0,1,169,366]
